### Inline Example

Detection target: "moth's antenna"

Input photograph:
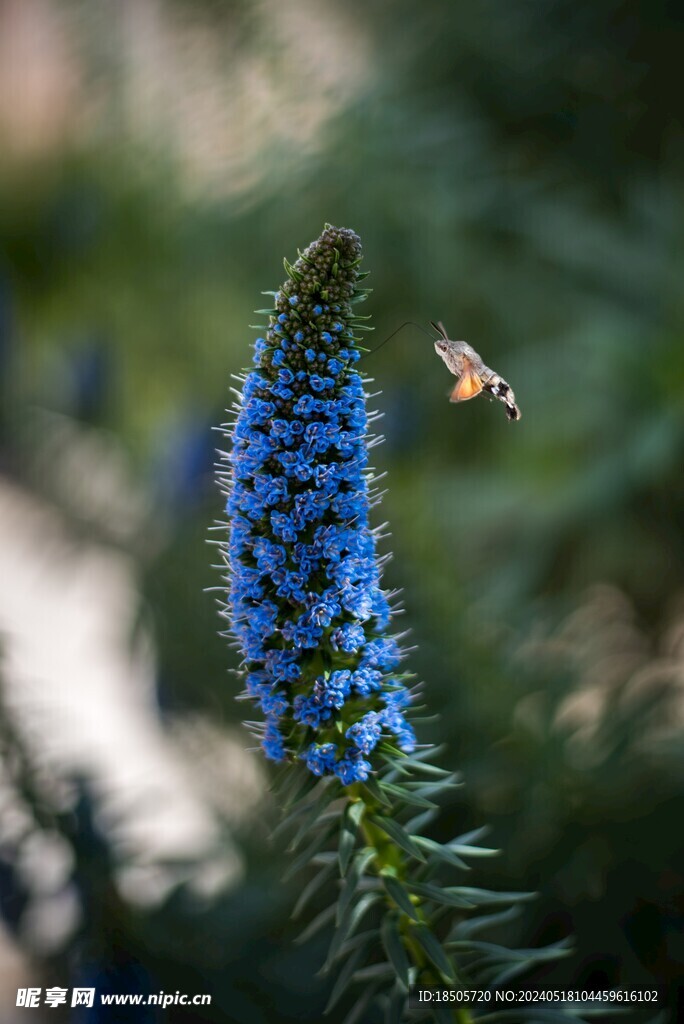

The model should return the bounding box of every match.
[363,320,437,359]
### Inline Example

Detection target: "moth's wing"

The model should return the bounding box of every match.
[449,368,483,402]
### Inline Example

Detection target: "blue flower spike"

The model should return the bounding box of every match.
[219,225,413,781]
[216,226,587,1022]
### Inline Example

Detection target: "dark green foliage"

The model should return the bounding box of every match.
[278,747,611,1021]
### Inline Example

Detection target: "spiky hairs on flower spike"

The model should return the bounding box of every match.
[216,227,598,1022]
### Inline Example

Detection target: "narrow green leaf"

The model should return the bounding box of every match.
[404,808,439,835]
[348,799,365,827]
[339,802,363,876]
[403,774,461,794]
[400,752,451,774]
[378,781,438,810]
[270,799,312,843]
[322,892,380,972]
[407,881,476,909]
[338,848,376,923]
[289,787,340,851]
[369,814,426,861]
[381,875,420,921]
[311,851,337,867]
[351,963,394,983]
[335,928,376,962]
[413,926,455,984]
[449,905,521,940]
[413,836,468,870]
[282,820,337,882]
[380,916,410,990]
[294,902,336,945]
[292,861,336,919]
[323,942,367,1014]
[453,886,535,907]
[450,825,491,846]
[380,755,412,777]
[361,776,393,807]
[278,768,317,808]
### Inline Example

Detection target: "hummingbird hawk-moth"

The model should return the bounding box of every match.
[430,321,521,421]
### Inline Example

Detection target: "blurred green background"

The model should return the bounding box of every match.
[0,0,682,1020]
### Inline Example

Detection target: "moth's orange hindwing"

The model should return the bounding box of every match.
[450,369,483,402]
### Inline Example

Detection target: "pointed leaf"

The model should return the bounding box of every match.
[413,836,468,870]
[407,881,476,909]
[339,802,363,876]
[324,942,368,1014]
[282,820,337,882]
[322,892,380,972]
[292,861,335,919]
[404,807,439,835]
[379,781,438,810]
[289,785,340,851]
[294,902,336,945]
[380,916,410,990]
[361,776,392,807]
[413,926,456,984]
[351,963,394,982]
[453,886,535,907]
[449,905,521,940]
[369,814,426,861]
[338,848,376,923]
[381,875,420,921]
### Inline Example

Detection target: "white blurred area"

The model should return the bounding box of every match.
[0,413,265,1008]
[0,0,372,195]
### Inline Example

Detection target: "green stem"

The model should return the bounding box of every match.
[350,783,472,1004]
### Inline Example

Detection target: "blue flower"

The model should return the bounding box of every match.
[334,750,372,784]
[303,742,337,776]
[346,711,382,754]
[331,622,366,652]
[221,225,413,776]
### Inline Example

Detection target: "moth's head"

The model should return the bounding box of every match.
[434,338,449,358]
